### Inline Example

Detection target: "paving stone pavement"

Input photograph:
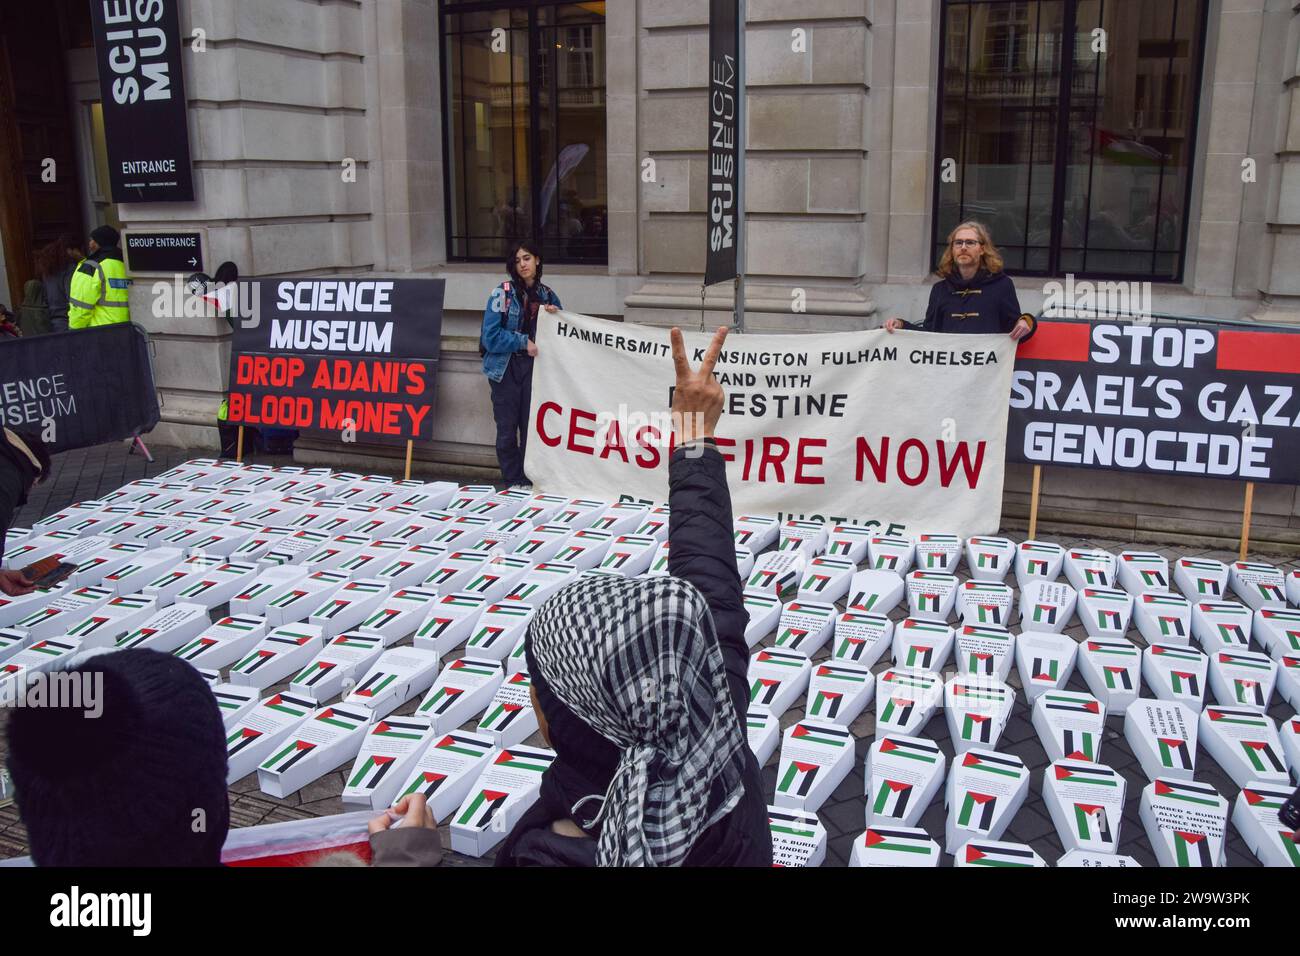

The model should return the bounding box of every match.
[1,441,1296,867]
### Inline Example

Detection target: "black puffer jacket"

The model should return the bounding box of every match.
[920,268,1036,339]
[495,442,773,867]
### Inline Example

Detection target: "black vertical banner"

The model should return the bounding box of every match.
[705,0,740,287]
[89,0,195,203]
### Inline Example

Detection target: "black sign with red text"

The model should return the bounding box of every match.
[1008,319,1300,484]
[225,278,443,442]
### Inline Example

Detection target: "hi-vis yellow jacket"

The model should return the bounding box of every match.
[68,251,131,328]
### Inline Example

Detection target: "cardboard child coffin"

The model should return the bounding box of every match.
[768,806,828,867]
[804,659,874,726]
[864,734,945,827]
[289,631,386,704]
[1174,557,1229,601]
[849,826,941,867]
[944,748,1031,852]
[258,703,373,799]
[964,536,1015,582]
[1032,690,1106,763]
[1014,540,1064,588]
[417,657,506,733]
[1199,706,1290,788]
[913,533,963,572]
[450,745,556,857]
[773,720,855,812]
[391,730,497,825]
[1139,778,1228,867]
[1141,642,1208,708]
[1014,630,1079,702]
[1233,783,1300,867]
[1123,698,1199,782]
[831,610,892,668]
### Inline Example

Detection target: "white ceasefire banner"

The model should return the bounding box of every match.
[527,313,1018,537]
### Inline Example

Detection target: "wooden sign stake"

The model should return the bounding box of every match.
[236,425,245,463]
[1239,481,1255,561]
[404,439,414,481]
[1028,464,1043,540]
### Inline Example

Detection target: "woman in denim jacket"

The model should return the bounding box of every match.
[481,242,562,488]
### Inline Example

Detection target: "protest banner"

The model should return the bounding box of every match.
[225,278,444,446]
[0,324,159,452]
[529,314,1018,537]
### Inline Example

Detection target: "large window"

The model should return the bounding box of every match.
[933,0,1208,280]
[442,1,608,264]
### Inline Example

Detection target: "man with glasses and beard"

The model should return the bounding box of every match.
[885,221,1036,341]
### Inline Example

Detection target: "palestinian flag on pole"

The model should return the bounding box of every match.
[957,791,996,830]
[1164,738,1190,775]
[1153,779,1222,808]
[871,779,913,818]
[863,828,934,856]
[878,736,940,764]
[776,761,820,798]
[260,739,317,774]
[964,843,1037,867]
[348,754,397,790]
[457,789,509,830]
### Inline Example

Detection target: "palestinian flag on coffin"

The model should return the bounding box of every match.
[456,789,509,830]
[963,842,1040,867]
[862,827,934,857]
[871,779,914,818]
[777,761,820,798]
[956,791,997,830]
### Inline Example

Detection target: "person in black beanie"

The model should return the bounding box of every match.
[6,649,230,866]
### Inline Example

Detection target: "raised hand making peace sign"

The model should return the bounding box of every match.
[670,325,729,446]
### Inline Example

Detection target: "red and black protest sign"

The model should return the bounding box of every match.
[1008,319,1300,484]
[226,278,444,442]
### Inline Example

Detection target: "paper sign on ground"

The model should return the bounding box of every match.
[1124,699,1198,781]
[450,745,556,857]
[228,623,326,690]
[772,601,836,657]
[849,826,941,866]
[1078,636,1142,713]
[944,748,1030,852]
[866,535,913,575]
[773,720,855,811]
[289,631,385,703]
[1045,759,1128,858]
[945,674,1015,753]
[891,618,954,672]
[1142,642,1208,708]
[845,569,905,616]
[742,592,782,647]
[1064,548,1118,590]
[344,647,441,718]
[412,592,489,654]
[1139,779,1228,867]
[1199,706,1290,788]
[341,715,438,810]
[393,730,497,824]
[1229,561,1287,610]
[417,657,505,733]
[913,533,963,573]
[744,550,805,601]
[1078,586,1134,639]
[831,610,892,667]
[965,536,1014,582]
[747,708,780,766]
[1032,690,1105,763]
[1015,540,1064,587]
[864,734,945,827]
[875,667,943,736]
[1232,783,1300,867]
[955,624,1015,680]
[1208,648,1277,712]
[796,556,854,603]
[1133,591,1192,646]
[957,580,1015,628]
[225,692,315,782]
[1017,579,1077,634]
[747,648,812,716]
[258,703,373,798]
[115,603,210,652]
[804,660,874,726]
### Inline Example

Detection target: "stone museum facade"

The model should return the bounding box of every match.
[2,0,1300,548]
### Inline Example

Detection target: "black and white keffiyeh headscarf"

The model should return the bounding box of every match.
[526,573,748,867]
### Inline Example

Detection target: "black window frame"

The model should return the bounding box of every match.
[439,0,609,266]
[930,0,1211,283]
